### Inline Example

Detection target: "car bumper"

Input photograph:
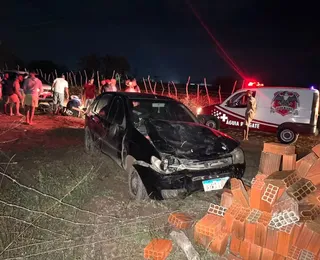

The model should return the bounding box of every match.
[135,163,245,199]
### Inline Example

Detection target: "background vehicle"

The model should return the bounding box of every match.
[85,92,245,200]
[197,86,319,144]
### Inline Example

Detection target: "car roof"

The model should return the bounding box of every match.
[102,92,176,101]
[3,70,29,75]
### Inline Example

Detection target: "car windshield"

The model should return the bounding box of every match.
[129,99,197,123]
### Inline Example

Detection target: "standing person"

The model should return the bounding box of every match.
[2,75,21,116]
[82,79,96,109]
[125,79,141,93]
[52,74,69,115]
[107,78,117,92]
[12,74,24,116]
[23,70,43,125]
[243,90,257,141]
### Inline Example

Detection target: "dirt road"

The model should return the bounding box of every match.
[0,114,318,259]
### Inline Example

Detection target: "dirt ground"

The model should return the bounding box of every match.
[0,113,318,259]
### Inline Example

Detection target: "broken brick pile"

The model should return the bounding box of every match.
[143,142,320,260]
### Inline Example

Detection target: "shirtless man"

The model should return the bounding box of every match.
[243,90,257,141]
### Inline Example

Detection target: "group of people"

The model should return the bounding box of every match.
[0,70,43,125]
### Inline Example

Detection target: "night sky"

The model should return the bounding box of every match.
[1,0,319,86]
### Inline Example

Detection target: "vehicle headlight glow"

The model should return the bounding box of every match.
[230,147,245,164]
[196,107,202,115]
[151,156,179,174]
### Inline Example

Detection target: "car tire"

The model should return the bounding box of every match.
[205,116,220,130]
[84,126,97,154]
[128,167,148,200]
[277,128,299,144]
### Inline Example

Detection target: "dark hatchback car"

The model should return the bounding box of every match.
[85,92,245,200]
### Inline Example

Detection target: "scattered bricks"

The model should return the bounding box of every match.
[223,203,241,233]
[299,249,315,260]
[261,248,274,260]
[312,144,320,157]
[265,170,300,188]
[282,154,297,170]
[305,159,320,178]
[248,243,262,260]
[305,175,320,186]
[247,209,263,223]
[291,223,302,245]
[209,231,229,256]
[299,204,320,221]
[295,224,313,249]
[230,235,241,256]
[239,240,251,260]
[287,178,317,201]
[288,246,302,259]
[168,212,194,230]
[208,203,227,217]
[250,174,267,209]
[221,189,233,208]
[261,184,279,204]
[226,254,243,260]
[272,196,300,227]
[245,209,262,243]
[233,207,251,240]
[265,227,279,251]
[259,152,282,175]
[297,152,318,177]
[144,238,172,260]
[255,211,272,247]
[263,142,296,155]
[231,178,250,207]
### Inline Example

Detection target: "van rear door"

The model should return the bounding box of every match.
[311,90,319,126]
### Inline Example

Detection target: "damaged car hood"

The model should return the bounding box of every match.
[144,119,238,160]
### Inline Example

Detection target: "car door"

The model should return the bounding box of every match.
[87,94,113,149]
[100,97,126,160]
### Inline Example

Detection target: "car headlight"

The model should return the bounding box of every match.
[230,147,245,164]
[151,156,180,174]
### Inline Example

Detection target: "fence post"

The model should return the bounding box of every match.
[204,78,210,104]
[231,80,237,94]
[218,85,222,103]
[186,76,190,99]
[142,78,148,93]
[160,80,165,95]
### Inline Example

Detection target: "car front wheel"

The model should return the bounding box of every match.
[84,126,97,154]
[128,168,148,200]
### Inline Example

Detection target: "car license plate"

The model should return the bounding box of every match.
[202,177,229,192]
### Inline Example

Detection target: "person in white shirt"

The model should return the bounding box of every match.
[23,71,43,125]
[52,74,69,115]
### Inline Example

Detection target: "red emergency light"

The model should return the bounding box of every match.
[247,81,264,87]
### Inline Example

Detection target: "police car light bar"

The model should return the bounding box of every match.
[248,81,264,87]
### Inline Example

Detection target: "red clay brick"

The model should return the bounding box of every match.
[168,212,194,230]
[250,175,266,209]
[221,189,234,208]
[230,235,241,256]
[288,246,302,259]
[297,152,318,177]
[287,178,317,201]
[265,228,279,251]
[306,220,320,255]
[261,248,274,260]
[233,207,251,240]
[255,212,272,247]
[282,154,297,170]
[295,224,314,249]
[226,254,243,260]
[248,243,262,260]
[312,144,320,157]
[231,178,250,207]
[239,240,251,260]
[209,231,229,256]
[265,170,300,188]
[299,204,320,221]
[276,228,294,257]
[207,203,227,216]
[144,238,172,260]
[273,253,286,260]
[303,189,320,206]
[194,214,225,247]
[263,142,296,155]
[259,151,282,175]
[299,249,315,260]
[224,203,241,233]
[305,159,320,177]
[305,174,320,186]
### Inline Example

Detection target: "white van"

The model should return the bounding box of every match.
[197,87,319,144]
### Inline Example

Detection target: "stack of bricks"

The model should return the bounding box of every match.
[192,142,320,260]
[143,142,320,260]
